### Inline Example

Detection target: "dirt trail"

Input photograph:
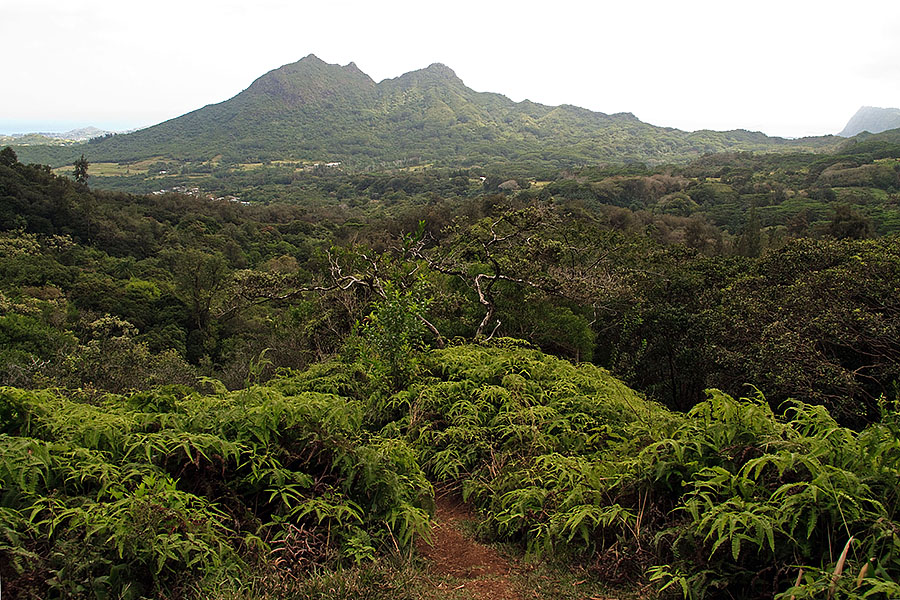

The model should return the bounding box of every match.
[416,494,522,600]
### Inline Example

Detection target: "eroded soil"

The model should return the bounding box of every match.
[416,494,522,600]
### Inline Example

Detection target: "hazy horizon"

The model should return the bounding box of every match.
[3,0,899,139]
[2,77,892,140]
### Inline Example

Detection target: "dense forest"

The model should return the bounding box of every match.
[2,138,900,599]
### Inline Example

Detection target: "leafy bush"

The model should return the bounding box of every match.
[2,343,899,599]
[380,344,900,599]
[0,373,431,598]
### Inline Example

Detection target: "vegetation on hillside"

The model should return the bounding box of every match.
[11,55,843,173]
[2,343,899,599]
[2,144,900,417]
[2,141,900,598]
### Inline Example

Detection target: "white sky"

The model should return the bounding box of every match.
[2,0,899,138]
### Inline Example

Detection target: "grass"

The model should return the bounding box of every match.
[271,159,309,167]
[509,560,640,600]
[53,157,170,177]
[398,164,435,172]
[197,562,429,600]
[196,553,638,600]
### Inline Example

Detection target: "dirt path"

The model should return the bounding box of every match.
[416,493,522,600]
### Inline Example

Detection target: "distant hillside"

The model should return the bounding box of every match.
[0,133,78,147]
[50,126,114,141]
[839,106,900,137]
[838,126,900,152]
[0,126,113,145]
[13,55,841,170]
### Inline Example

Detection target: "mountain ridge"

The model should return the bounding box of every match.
[12,54,842,169]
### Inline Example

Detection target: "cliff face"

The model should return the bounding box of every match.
[839,106,900,137]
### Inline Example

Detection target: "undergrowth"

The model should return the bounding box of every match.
[1,341,898,598]
[391,344,900,599]
[0,379,430,598]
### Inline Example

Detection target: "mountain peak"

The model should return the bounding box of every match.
[382,62,465,92]
[244,55,375,106]
[423,63,458,79]
[343,61,366,76]
[839,106,900,137]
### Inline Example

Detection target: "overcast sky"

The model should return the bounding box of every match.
[2,0,899,138]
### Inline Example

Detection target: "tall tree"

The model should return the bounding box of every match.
[0,146,17,167]
[73,154,89,186]
[828,204,873,239]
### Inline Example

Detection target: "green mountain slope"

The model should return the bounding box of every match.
[15,55,841,169]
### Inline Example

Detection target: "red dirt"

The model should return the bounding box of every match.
[416,494,522,600]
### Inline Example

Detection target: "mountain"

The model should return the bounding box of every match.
[0,133,74,146]
[13,55,841,169]
[839,106,900,137]
[52,126,114,141]
[0,126,114,150]
[1,126,113,142]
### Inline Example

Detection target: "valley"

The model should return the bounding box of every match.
[2,53,900,600]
